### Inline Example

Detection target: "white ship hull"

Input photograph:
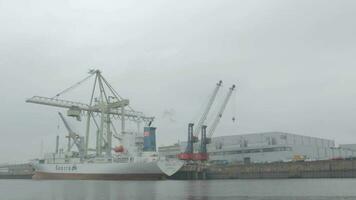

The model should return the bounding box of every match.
[32,159,184,180]
[33,161,164,180]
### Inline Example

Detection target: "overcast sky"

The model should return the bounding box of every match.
[0,0,355,162]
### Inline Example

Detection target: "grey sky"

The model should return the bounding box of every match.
[0,0,355,162]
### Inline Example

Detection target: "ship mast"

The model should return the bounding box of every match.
[26,69,154,158]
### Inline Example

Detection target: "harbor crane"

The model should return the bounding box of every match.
[195,84,236,161]
[178,81,222,160]
[58,112,85,160]
[206,84,236,141]
[26,70,154,158]
[193,80,222,138]
[178,81,236,161]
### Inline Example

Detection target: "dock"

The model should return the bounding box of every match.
[2,159,356,180]
[0,163,34,179]
[170,159,356,180]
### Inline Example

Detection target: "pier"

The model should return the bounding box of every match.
[2,159,356,180]
[0,163,34,179]
[207,159,356,179]
[169,159,356,180]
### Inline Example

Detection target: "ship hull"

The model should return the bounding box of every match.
[33,172,163,180]
[32,161,165,180]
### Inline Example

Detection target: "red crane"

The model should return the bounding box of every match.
[178,82,236,161]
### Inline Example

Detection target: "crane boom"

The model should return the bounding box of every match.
[207,84,236,138]
[58,112,85,159]
[26,96,154,122]
[193,80,222,137]
[58,112,74,134]
[26,70,155,158]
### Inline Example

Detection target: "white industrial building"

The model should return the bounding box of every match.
[159,132,356,164]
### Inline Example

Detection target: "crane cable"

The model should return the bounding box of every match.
[100,76,136,112]
[191,93,209,127]
[189,81,223,138]
[232,87,237,123]
[206,84,224,128]
[53,73,95,98]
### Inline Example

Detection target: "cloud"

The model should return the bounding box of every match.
[0,0,355,162]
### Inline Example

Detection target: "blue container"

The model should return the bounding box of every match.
[143,127,156,152]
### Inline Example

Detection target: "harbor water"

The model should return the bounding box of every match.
[1,179,356,200]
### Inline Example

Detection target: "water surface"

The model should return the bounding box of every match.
[1,179,356,200]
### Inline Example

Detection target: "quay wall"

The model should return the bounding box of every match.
[0,164,34,179]
[207,160,356,179]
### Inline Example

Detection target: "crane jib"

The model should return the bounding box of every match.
[26,96,154,122]
[193,80,223,137]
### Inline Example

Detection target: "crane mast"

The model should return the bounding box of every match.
[193,80,222,137]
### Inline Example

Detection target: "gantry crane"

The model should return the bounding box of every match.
[58,112,85,160]
[26,70,154,158]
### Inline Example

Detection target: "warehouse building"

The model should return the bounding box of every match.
[159,132,356,164]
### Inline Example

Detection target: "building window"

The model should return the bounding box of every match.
[209,146,292,156]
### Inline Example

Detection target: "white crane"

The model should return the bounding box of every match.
[58,112,85,160]
[179,82,236,161]
[26,70,154,158]
[207,84,236,140]
[26,96,152,122]
[193,80,222,137]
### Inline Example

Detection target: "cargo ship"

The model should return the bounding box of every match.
[27,70,183,180]
[32,152,182,180]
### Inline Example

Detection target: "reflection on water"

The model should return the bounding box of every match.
[0,179,356,200]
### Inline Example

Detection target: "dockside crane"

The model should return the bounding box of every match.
[195,84,236,161]
[178,81,222,161]
[193,80,222,138]
[178,81,237,161]
[206,84,236,141]
[58,112,85,160]
[26,70,154,158]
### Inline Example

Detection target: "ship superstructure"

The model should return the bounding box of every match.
[26,69,183,180]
